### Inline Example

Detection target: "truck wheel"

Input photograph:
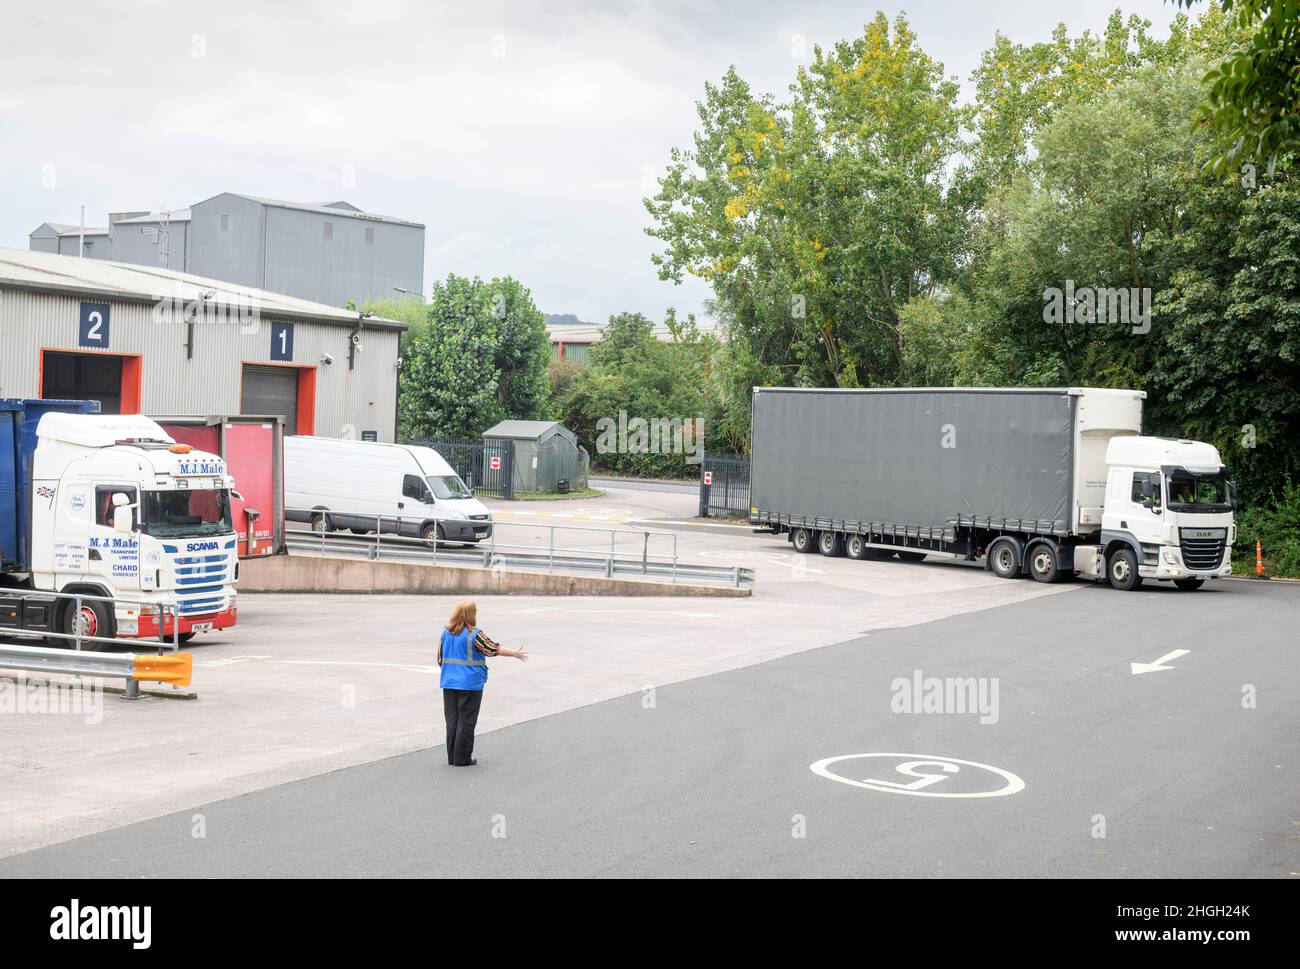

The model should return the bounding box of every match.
[1027,545,1059,583]
[791,528,816,554]
[1107,549,1143,591]
[57,598,114,648]
[845,535,869,560]
[1173,578,1205,591]
[818,531,844,557]
[988,539,1020,579]
[896,550,926,562]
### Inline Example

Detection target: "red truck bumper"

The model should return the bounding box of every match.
[133,606,238,640]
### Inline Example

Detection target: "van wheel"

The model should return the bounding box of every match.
[421,523,442,547]
[845,534,869,560]
[311,513,332,533]
[1108,548,1143,591]
[1028,545,1059,583]
[791,528,816,554]
[57,598,114,648]
[988,539,1020,579]
[1173,578,1205,591]
[818,531,844,557]
[348,527,371,536]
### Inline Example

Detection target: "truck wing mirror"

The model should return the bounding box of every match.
[112,503,134,533]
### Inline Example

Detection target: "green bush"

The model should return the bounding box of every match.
[1232,478,1300,578]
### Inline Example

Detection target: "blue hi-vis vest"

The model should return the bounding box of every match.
[439,626,487,691]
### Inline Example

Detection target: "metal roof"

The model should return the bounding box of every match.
[481,419,569,440]
[35,223,110,237]
[111,209,192,225]
[545,321,717,344]
[193,193,424,228]
[0,247,406,331]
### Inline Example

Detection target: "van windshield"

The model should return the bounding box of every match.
[142,488,233,537]
[427,475,472,499]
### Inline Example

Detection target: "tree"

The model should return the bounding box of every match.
[1176,0,1300,172]
[646,13,973,395]
[399,275,503,439]
[482,276,551,422]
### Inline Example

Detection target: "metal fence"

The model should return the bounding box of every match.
[698,451,752,518]
[410,436,514,499]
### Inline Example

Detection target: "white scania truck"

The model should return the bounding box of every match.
[0,399,240,644]
[749,387,1236,591]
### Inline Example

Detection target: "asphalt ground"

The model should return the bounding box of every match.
[3,577,1293,877]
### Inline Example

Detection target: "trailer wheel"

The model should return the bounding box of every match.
[895,550,927,562]
[845,535,869,560]
[1028,545,1059,583]
[1173,578,1205,591]
[818,531,844,557]
[1107,548,1143,591]
[988,539,1020,579]
[791,528,816,554]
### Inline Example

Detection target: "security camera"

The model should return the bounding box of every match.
[321,353,334,365]
[350,332,362,346]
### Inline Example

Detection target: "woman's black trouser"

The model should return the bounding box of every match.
[443,688,484,765]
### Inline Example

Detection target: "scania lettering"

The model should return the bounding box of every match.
[0,399,239,644]
[749,387,1236,592]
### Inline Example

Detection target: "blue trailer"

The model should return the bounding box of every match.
[0,399,100,573]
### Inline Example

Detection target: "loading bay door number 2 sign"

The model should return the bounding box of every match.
[810,753,1025,798]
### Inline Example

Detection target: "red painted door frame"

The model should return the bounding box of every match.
[39,347,143,414]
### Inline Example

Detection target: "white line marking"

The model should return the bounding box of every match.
[1130,648,1190,675]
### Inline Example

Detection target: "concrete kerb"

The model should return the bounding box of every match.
[239,554,751,598]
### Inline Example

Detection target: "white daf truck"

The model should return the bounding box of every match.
[749,387,1236,591]
[0,399,240,644]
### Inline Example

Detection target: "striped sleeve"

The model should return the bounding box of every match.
[474,630,502,657]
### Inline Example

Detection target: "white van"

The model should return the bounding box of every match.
[284,436,493,544]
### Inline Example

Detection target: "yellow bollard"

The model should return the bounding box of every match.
[132,652,193,688]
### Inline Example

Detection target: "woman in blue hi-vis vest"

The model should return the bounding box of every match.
[437,601,528,766]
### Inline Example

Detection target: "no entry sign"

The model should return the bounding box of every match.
[490,456,501,470]
[703,471,713,485]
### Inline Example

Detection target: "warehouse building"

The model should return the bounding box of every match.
[29,193,424,308]
[0,247,404,441]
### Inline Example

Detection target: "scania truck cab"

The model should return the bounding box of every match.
[1,400,240,644]
[1092,436,1236,591]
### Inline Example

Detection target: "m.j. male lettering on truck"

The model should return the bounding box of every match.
[0,399,240,645]
[749,387,1235,592]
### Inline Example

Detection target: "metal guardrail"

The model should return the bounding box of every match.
[0,643,192,699]
[283,509,755,588]
[0,588,190,698]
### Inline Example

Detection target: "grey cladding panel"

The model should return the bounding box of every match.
[751,389,1074,532]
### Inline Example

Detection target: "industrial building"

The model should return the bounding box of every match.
[29,193,424,308]
[0,247,404,441]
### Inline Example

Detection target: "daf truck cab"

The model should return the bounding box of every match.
[1,401,240,644]
[1093,436,1236,591]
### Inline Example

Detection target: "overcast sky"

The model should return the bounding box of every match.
[1,0,1187,323]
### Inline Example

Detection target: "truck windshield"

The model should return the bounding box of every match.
[427,475,472,499]
[142,488,233,537]
[1165,470,1231,512]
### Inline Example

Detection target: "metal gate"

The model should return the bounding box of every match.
[698,452,751,518]
[412,436,514,499]
[241,364,298,434]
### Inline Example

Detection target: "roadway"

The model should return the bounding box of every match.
[1,575,1295,877]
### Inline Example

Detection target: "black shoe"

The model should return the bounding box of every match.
[453,759,477,767]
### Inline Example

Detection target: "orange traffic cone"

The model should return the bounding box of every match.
[1256,539,1267,579]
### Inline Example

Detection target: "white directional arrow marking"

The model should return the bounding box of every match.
[1130,649,1190,675]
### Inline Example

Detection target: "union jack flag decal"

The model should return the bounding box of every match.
[36,486,55,500]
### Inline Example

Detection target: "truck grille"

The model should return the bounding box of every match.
[1180,528,1227,571]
